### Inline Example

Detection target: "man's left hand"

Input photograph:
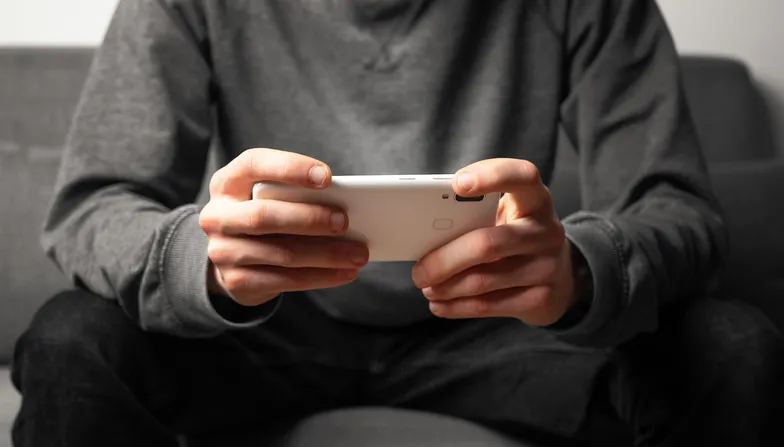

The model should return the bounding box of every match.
[412,158,579,326]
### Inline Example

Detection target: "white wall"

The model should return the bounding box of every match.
[0,0,118,46]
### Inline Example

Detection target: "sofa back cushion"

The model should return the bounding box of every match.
[680,56,777,163]
[0,49,93,362]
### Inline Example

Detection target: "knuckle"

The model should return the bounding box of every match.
[285,267,304,286]
[525,286,552,315]
[222,270,250,295]
[520,160,541,184]
[538,258,560,283]
[468,298,491,316]
[238,148,257,171]
[243,151,258,177]
[468,273,490,296]
[280,156,293,183]
[270,243,297,267]
[232,251,250,266]
[328,244,349,265]
[309,207,332,230]
[199,207,218,234]
[549,221,566,244]
[207,239,232,265]
[208,169,227,197]
[474,229,499,258]
[248,201,270,230]
[488,164,504,184]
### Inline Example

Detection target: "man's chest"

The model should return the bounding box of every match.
[204,0,565,177]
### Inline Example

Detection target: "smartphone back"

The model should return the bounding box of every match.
[253,175,500,262]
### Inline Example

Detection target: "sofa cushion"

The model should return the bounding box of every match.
[680,56,777,163]
[709,160,784,329]
[190,407,533,447]
[0,48,218,363]
[0,48,94,362]
[0,367,19,447]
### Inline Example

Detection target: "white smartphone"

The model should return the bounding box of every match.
[252,174,501,262]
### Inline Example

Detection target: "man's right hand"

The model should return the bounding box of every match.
[199,148,368,306]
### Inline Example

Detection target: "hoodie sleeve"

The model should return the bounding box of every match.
[547,0,728,346]
[41,0,277,338]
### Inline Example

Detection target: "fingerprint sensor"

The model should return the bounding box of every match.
[432,218,454,230]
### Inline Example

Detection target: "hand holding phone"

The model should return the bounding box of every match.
[199,149,368,306]
[253,175,501,262]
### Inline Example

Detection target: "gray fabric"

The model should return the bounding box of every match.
[0,367,19,447]
[708,160,784,331]
[0,48,218,362]
[1,48,783,340]
[0,46,780,447]
[0,370,542,447]
[190,407,530,447]
[41,0,726,351]
[1,47,783,356]
[0,48,93,363]
[282,408,530,447]
[550,145,784,336]
[680,56,777,163]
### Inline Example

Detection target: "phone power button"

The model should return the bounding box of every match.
[432,218,454,230]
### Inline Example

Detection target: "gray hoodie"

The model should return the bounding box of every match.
[42,0,726,346]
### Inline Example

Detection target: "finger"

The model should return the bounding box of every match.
[210,148,332,199]
[428,286,559,325]
[422,255,559,301]
[200,198,348,236]
[453,158,551,217]
[412,220,564,288]
[221,266,359,306]
[208,235,369,269]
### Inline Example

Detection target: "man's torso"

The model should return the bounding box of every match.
[197,0,567,326]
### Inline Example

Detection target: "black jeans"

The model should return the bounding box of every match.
[11,289,784,446]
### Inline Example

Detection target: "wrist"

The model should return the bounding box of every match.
[548,240,593,330]
[207,260,228,296]
[570,242,594,306]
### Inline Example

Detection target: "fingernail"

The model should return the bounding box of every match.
[422,287,434,299]
[351,248,367,266]
[331,212,346,232]
[309,166,328,186]
[457,173,475,191]
[412,264,429,287]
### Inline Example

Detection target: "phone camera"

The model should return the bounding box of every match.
[442,194,450,199]
[455,194,484,202]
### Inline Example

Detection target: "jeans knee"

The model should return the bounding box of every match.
[12,290,146,384]
[684,299,784,384]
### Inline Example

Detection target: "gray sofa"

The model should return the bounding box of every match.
[1,48,782,447]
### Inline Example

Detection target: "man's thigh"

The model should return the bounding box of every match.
[368,297,784,445]
[12,290,369,439]
[168,294,377,434]
[366,316,613,440]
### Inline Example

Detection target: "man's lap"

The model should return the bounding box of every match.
[12,288,783,443]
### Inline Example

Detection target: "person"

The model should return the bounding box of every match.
[11,0,784,445]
